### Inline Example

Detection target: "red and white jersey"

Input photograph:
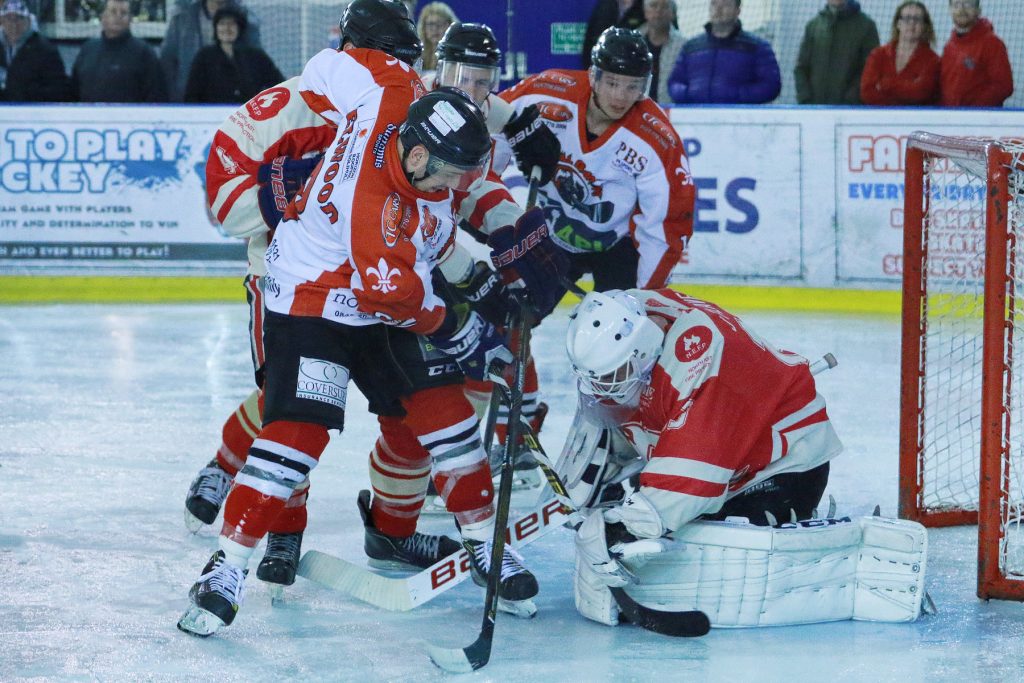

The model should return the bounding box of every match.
[206,76,335,276]
[619,289,843,531]
[497,70,695,288]
[263,47,457,335]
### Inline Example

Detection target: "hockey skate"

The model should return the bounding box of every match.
[257,531,302,604]
[177,550,247,637]
[358,489,461,571]
[184,459,232,533]
[463,537,539,618]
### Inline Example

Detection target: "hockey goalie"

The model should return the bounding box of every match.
[561,289,929,629]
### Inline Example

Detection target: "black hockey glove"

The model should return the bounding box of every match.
[256,154,321,228]
[453,260,516,328]
[503,104,561,186]
[488,207,570,321]
[429,303,513,382]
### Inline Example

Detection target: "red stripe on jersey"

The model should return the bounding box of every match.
[467,185,511,230]
[640,472,728,499]
[216,176,257,224]
[300,90,337,117]
[781,407,829,435]
[206,130,259,209]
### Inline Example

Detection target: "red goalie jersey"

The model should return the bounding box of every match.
[621,289,843,530]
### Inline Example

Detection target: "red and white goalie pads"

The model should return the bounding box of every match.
[575,515,928,628]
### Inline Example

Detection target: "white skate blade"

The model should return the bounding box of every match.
[184,509,205,534]
[177,605,226,637]
[419,495,450,516]
[498,597,537,619]
[510,467,543,491]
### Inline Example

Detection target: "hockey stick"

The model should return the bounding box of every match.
[426,305,534,673]
[296,497,569,611]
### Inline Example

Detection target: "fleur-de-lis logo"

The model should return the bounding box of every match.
[366,258,400,294]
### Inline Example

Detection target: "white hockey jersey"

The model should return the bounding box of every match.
[263,47,461,335]
[619,289,843,531]
[498,70,695,288]
[205,77,335,276]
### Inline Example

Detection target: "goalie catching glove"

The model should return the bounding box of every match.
[488,207,569,320]
[257,154,321,228]
[502,104,561,186]
[429,302,512,382]
[574,491,672,626]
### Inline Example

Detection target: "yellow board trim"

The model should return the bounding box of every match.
[0,276,903,314]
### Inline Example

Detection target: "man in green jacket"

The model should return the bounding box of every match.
[794,0,879,104]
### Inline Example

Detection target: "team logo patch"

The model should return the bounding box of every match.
[675,325,712,362]
[247,87,290,121]
[366,258,400,294]
[296,356,349,409]
[381,192,403,247]
[537,101,573,122]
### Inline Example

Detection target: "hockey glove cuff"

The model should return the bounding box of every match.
[429,305,513,382]
[488,207,570,320]
[256,155,321,228]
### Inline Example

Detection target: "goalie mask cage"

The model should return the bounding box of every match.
[899,131,1024,600]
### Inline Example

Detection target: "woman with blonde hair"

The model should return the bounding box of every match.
[416,1,458,75]
[860,0,939,105]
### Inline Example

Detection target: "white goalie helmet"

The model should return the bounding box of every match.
[565,291,665,405]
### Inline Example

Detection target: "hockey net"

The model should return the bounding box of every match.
[899,131,1024,600]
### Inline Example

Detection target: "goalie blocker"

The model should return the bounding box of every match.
[576,515,929,628]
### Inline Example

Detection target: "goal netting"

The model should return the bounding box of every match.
[899,131,1024,600]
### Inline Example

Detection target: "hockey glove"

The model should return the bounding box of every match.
[429,303,513,382]
[256,154,321,228]
[452,260,516,327]
[503,104,561,186]
[488,207,570,321]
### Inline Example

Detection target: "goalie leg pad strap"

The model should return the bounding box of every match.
[616,516,927,627]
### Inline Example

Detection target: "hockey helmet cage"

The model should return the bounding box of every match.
[340,0,423,67]
[399,87,492,191]
[566,291,664,405]
[590,27,653,78]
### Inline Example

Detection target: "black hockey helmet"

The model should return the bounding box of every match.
[436,22,501,67]
[435,23,501,106]
[340,0,423,67]
[590,27,653,78]
[399,87,492,191]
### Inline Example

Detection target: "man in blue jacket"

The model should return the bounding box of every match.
[667,0,780,104]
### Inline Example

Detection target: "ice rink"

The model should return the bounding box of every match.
[3,301,1024,681]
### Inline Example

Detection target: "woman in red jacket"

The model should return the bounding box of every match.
[860,1,939,106]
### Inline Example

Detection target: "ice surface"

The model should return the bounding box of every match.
[2,304,1023,681]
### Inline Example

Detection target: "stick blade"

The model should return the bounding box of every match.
[611,587,711,637]
[425,639,488,673]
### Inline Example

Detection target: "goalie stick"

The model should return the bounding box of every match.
[296,497,569,611]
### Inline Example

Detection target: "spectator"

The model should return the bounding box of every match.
[939,0,1012,107]
[184,4,281,103]
[860,1,939,106]
[416,1,457,75]
[794,0,879,104]
[582,0,644,68]
[0,0,69,102]
[636,0,682,103]
[161,0,261,102]
[71,0,168,102]
[667,0,781,104]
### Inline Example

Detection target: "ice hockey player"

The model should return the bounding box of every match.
[176,73,551,638]
[561,290,929,628]
[184,3,565,596]
[183,0,424,592]
[497,27,695,293]
[416,21,564,497]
